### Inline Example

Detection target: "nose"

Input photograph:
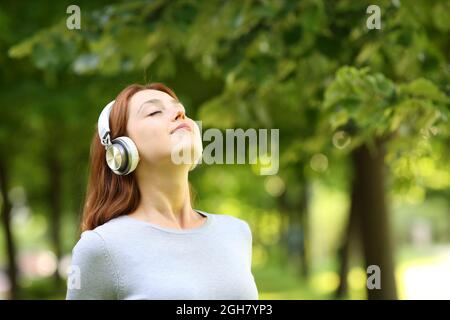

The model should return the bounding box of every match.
[174,108,186,121]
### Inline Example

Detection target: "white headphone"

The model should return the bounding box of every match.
[98,100,140,175]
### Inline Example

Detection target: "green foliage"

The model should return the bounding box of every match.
[323,66,448,150]
[1,0,450,300]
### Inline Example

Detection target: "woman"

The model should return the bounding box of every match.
[66,83,259,300]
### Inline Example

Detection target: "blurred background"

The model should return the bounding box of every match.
[0,0,449,300]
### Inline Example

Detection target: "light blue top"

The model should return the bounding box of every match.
[65,210,259,300]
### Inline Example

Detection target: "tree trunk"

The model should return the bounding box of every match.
[298,183,309,278]
[277,167,310,278]
[46,153,63,289]
[0,159,19,299]
[277,190,292,266]
[335,181,360,299]
[352,142,397,300]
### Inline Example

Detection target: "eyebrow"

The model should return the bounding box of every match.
[137,98,184,115]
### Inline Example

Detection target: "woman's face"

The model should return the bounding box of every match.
[126,89,202,169]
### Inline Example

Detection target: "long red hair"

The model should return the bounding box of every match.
[80,83,185,232]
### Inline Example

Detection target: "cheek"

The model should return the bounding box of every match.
[130,122,171,157]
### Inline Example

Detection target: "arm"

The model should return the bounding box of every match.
[66,230,119,300]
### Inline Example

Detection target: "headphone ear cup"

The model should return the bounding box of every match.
[115,136,140,175]
[105,142,127,175]
[107,136,140,175]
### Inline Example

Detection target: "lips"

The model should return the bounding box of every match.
[171,122,192,134]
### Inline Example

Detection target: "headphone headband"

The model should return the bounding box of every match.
[98,100,115,148]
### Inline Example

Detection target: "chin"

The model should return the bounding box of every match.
[170,133,203,167]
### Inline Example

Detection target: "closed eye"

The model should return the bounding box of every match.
[147,110,162,117]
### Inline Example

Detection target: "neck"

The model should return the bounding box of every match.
[134,161,196,225]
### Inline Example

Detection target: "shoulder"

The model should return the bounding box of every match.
[92,215,130,237]
[72,216,128,258]
[73,230,103,252]
[199,209,252,237]
[71,230,108,263]
[74,216,130,249]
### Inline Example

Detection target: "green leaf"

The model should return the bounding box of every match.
[401,78,447,102]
